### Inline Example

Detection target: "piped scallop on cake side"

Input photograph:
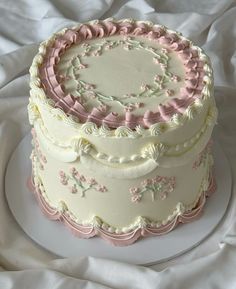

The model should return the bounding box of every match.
[28,18,217,246]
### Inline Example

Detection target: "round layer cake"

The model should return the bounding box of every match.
[28,18,217,246]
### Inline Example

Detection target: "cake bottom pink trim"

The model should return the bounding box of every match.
[27,174,216,247]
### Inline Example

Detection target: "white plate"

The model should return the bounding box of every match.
[5,133,232,265]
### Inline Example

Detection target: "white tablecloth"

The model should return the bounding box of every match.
[0,0,236,287]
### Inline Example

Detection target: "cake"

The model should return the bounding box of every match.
[28,19,217,246]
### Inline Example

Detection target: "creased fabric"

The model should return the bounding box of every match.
[0,0,236,288]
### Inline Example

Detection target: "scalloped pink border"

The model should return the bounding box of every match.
[39,19,207,128]
[27,172,216,246]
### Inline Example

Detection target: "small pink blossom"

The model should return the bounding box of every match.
[160,63,167,70]
[98,185,107,192]
[154,74,162,82]
[60,178,68,186]
[69,184,77,194]
[141,179,152,187]
[129,187,140,195]
[140,83,150,92]
[160,192,167,200]
[69,167,77,176]
[131,194,141,203]
[88,178,97,185]
[171,75,180,82]
[79,175,86,182]
[135,102,144,108]
[59,170,66,178]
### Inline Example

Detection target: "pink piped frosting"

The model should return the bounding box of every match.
[38,19,210,129]
[28,172,216,246]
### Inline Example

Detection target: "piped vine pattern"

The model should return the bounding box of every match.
[129,175,176,203]
[59,167,108,197]
[60,36,181,112]
[31,128,47,170]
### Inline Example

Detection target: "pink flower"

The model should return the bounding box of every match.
[131,194,141,203]
[160,192,167,200]
[59,170,66,178]
[141,179,151,187]
[98,185,107,192]
[135,102,144,108]
[69,185,77,194]
[69,167,77,176]
[154,74,162,82]
[140,84,150,92]
[129,187,140,195]
[88,178,97,185]
[79,175,86,182]
[154,176,163,182]
[171,75,180,82]
[160,63,167,70]
[60,178,68,186]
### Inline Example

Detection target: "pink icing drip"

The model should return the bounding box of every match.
[39,20,208,129]
[28,171,216,246]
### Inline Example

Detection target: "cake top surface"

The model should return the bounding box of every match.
[34,19,213,129]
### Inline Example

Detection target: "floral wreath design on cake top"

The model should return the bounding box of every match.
[129,175,176,203]
[32,18,213,129]
[60,36,181,112]
[59,167,107,197]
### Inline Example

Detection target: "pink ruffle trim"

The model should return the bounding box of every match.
[28,173,216,246]
[39,20,207,129]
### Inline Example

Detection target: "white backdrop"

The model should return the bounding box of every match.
[0,0,236,288]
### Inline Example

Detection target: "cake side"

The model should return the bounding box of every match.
[28,19,217,246]
[30,129,216,246]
